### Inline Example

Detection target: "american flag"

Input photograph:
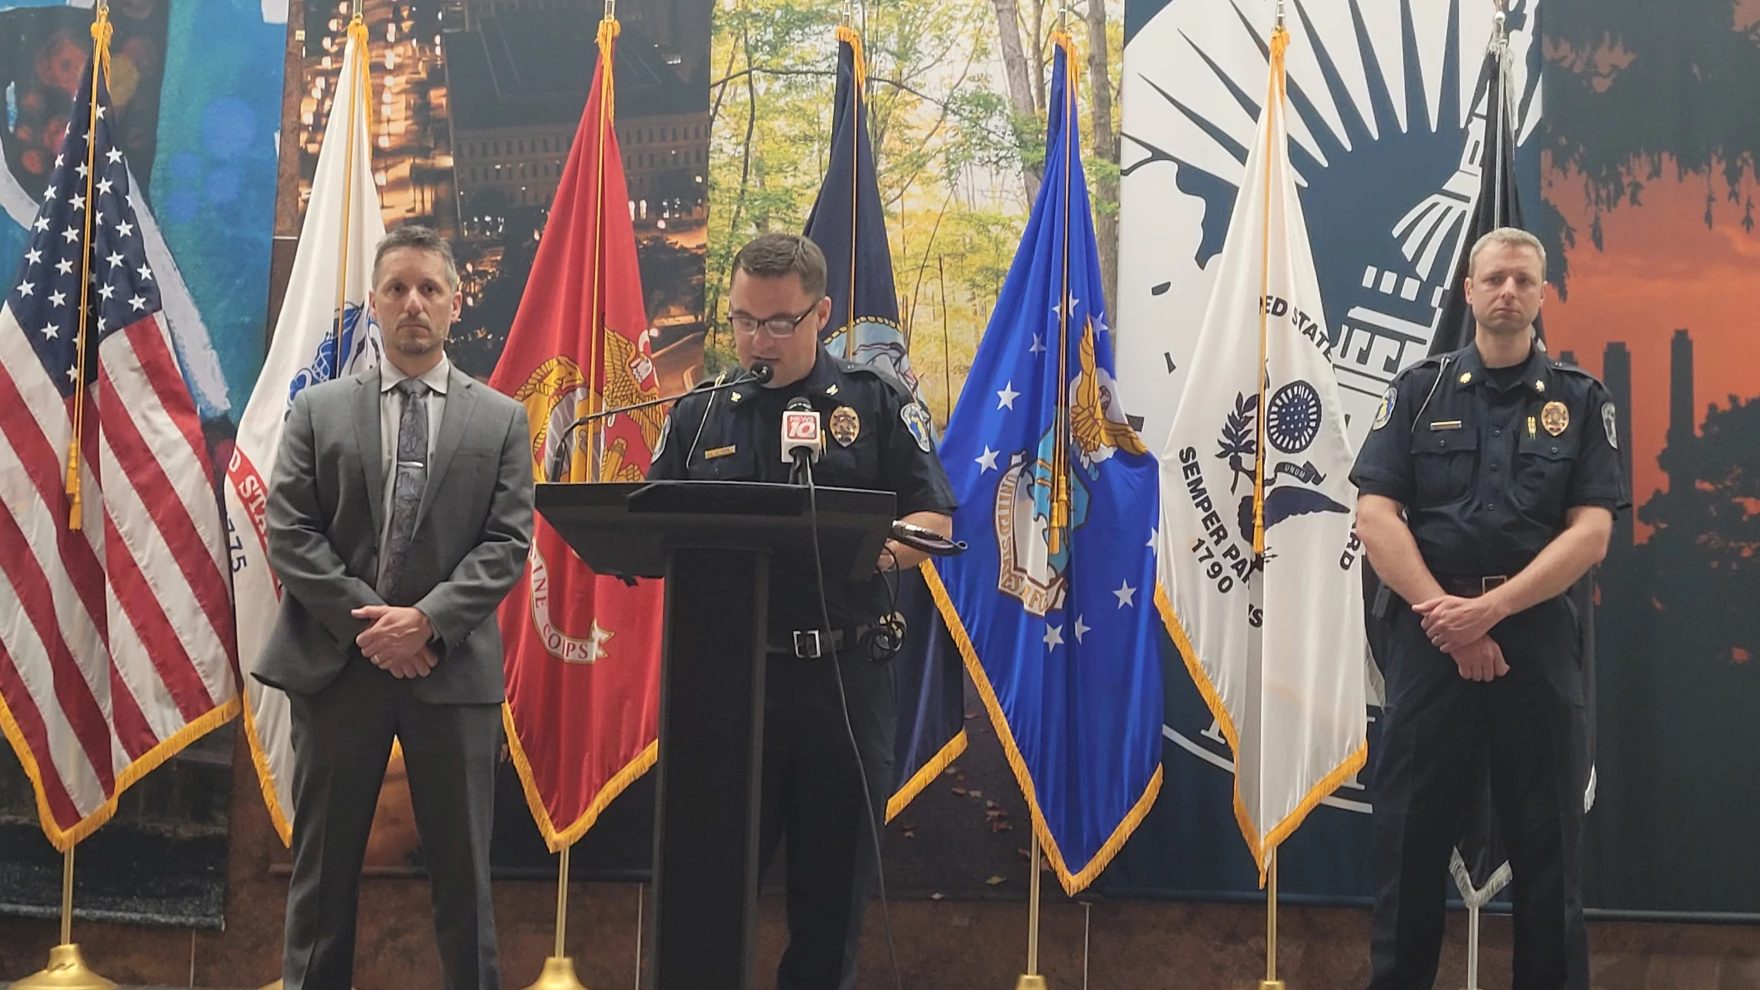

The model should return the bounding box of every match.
[0,50,238,849]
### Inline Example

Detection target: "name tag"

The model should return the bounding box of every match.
[1428,420,1463,431]
[704,444,738,460]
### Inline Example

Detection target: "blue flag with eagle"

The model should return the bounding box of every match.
[923,35,1163,894]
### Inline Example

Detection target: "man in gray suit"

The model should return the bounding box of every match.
[256,224,534,990]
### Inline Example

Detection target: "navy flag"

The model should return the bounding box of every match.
[801,26,967,818]
[923,35,1163,894]
[804,26,916,390]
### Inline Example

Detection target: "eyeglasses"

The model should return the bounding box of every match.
[729,303,819,338]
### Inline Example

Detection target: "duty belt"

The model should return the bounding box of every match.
[1436,574,1510,598]
[769,623,876,659]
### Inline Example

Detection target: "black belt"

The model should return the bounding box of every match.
[1436,574,1510,598]
[768,623,875,659]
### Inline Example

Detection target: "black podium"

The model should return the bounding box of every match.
[534,480,896,989]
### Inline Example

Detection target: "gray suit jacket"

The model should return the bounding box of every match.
[254,366,534,704]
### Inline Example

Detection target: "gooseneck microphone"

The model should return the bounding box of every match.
[547,362,773,482]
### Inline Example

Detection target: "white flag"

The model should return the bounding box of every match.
[224,19,384,844]
[1154,29,1366,880]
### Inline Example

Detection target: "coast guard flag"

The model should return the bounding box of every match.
[0,39,238,849]
[1154,24,1366,882]
[924,35,1163,895]
[802,26,967,818]
[225,16,384,845]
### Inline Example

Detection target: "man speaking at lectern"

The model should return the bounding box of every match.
[649,233,955,989]
[256,224,534,990]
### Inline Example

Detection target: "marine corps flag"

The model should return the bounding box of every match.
[925,36,1163,895]
[1154,24,1366,881]
[227,14,384,845]
[802,26,966,819]
[489,17,665,848]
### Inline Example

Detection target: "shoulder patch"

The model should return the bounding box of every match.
[900,401,934,452]
[843,360,916,403]
[1602,401,1618,450]
[652,415,671,459]
[1371,385,1397,431]
[1551,362,1603,383]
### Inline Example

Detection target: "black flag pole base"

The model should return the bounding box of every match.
[13,944,118,990]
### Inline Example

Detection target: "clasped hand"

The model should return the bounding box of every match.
[1413,595,1510,682]
[352,604,437,679]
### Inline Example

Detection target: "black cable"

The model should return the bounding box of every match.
[801,459,906,990]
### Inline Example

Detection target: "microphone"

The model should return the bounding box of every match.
[547,362,773,482]
[889,520,967,557]
[781,396,822,483]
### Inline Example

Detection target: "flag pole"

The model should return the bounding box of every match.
[1014,835,1048,989]
[15,847,116,990]
[1258,7,1288,989]
[1260,848,1284,989]
[331,5,368,370]
[524,844,590,990]
[1466,9,1506,989]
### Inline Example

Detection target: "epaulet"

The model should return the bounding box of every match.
[688,371,730,392]
[1550,359,1600,381]
[1392,353,1448,386]
[837,358,917,403]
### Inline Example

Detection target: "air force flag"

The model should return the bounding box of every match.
[924,35,1163,895]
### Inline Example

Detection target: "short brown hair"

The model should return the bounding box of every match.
[373,224,460,290]
[731,233,827,299]
[1466,226,1546,277]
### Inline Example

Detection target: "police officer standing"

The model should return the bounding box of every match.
[649,233,956,990]
[1351,227,1628,990]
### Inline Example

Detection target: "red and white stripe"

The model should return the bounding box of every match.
[0,303,238,848]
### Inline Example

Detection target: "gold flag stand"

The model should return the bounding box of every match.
[522,844,590,990]
[15,848,117,990]
[1012,836,1048,990]
[1259,850,1285,990]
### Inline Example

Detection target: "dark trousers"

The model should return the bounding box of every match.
[757,649,897,990]
[1368,597,1590,990]
[283,657,503,990]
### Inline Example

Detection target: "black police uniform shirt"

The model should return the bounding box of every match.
[1349,341,1631,580]
[647,346,958,639]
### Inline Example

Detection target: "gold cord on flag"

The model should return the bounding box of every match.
[64,7,115,531]
[1251,26,1290,558]
[332,15,371,390]
[837,26,865,344]
[582,16,621,482]
[1046,32,1077,557]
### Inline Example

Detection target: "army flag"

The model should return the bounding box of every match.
[925,35,1164,894]
[802,26,967,818]
[1154,24,1366,881]
[489,17,666,848]
[226,14,385,844]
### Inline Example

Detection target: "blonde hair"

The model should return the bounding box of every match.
[1466,226,1546,277]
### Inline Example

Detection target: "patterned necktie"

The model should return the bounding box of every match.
[379,378,430,603]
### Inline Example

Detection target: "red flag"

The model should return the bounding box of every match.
[489,18,664,849]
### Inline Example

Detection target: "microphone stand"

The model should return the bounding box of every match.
[547,363,771,482]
